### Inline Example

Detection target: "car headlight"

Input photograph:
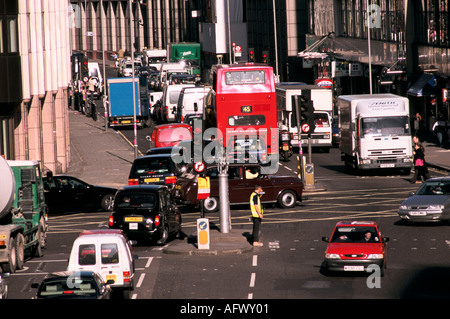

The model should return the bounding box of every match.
[428,205,444,210]
[399,205,408,210]
[325,253,340,259]
[367,254,384,259]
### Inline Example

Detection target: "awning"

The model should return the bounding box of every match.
[407,74,436,97]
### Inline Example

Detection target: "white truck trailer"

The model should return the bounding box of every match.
[276,83,333,152]
[338,94,413,172]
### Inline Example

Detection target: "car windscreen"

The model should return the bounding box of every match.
[115,192,157,209]
[416,181,450,195]
[133,158,172,175]
[38,278,97,298]
[158,127,191,142]
[331,226,380,243]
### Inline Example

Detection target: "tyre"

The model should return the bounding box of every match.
[277,190,297,208]
[101,194,115,212]
[32,216,46,257]
[203,197,219,213]
[2,237,16,273]
[15,233,25,270]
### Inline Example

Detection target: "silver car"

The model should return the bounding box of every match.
[398,177,450,223]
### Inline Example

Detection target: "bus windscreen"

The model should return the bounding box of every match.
[225,71,265,85]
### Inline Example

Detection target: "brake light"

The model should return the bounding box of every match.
[165,176,177,184]
[108,215,114,227]
[128,179,139,185]
[123,271,131,283]
[154,215,160,227]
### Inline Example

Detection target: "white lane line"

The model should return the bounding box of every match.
[252,255,258,267]
[249,273,256,288]
[136,273,146,288]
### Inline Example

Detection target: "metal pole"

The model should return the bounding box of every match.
[272,0,279,81]
[218,147,230,233]
[101,0,108,131]
[294,96,303,180]
[367,0,373,94]
[130,0,138,159]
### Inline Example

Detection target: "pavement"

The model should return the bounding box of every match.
[65,96,450,256]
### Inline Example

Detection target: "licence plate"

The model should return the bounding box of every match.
[380,163,395,168]
[129,223,138,230]
[410,211,427,216]
[283,145,289,151]
[144,178,160,183]
[105,274,117,283]
[122,120,131,124]
[125,217,143,222]
[344,266,364,271]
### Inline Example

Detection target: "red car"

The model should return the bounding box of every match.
[321,221,389,276]
[149,123,192,149]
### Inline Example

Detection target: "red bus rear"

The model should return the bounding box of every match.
[204,63,278,160]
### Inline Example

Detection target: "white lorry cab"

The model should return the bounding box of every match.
[338,94,413,172]
[67,232,135,297]
[276,83,333,152]
[175,86,209,122]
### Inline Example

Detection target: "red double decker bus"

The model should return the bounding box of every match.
[203,63,278,162]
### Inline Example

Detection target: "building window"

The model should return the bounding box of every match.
[0,17,18,54]
[337,0,404,43]
[416,0,449,47]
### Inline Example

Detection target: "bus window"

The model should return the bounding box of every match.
[228,115,266,126]
[225,71,265,85]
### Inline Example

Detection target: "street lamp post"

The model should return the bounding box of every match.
[130,0,138,159]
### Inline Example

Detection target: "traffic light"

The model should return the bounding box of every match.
[81,56,89,79]
[300,96,315,134]
[248,48,255,62]
[262,50,269,64]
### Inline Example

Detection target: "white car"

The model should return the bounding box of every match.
[67,230,136,298]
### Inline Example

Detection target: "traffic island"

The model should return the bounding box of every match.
[162,228,254,256]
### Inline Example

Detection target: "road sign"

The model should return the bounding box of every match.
[194,161,205,173]
[197,176,210,200]
[235,45,242,57]
[301,123,310,133]
[197,218,210,250]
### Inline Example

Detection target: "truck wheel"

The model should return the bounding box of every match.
[15,233,25,270]
[33,216,46,257]
[2,237,16,273]
[277,190,297,208]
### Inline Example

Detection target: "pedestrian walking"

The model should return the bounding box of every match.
[414,113,425,141]
[410,135,430,183]
[250,185,264,247]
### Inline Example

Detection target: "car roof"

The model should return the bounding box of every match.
[424,175,450,182]
[135,153,175,160]
[73,233,127,243]
[117,184,168,192]
[334,221,378,227]
[154,123,191,129]
[43,270,97,280]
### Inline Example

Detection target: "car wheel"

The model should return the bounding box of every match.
[203,197,219,213]
[101,194,115,212]
[277,190,297,208]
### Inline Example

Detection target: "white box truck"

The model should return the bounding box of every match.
[338,94,413,172]
[276,83,333,152]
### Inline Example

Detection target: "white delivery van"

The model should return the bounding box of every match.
[338,93,413,172]
[161,84,196,122]
[67,232,135,297]
[276,83,333,152]
[175,87,209,122]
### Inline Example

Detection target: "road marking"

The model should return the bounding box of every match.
[249,273,256,288]
[136,273,146,288]
[252,255,258,267]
